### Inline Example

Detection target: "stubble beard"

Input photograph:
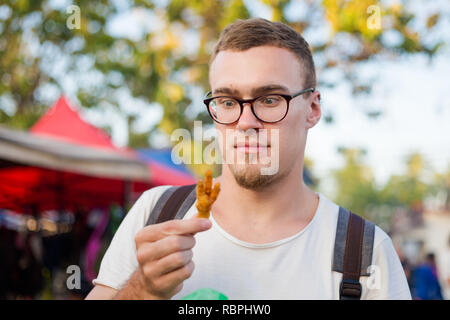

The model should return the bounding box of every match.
[228,154,288,191]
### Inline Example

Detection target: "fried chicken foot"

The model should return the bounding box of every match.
[196,170,220,219]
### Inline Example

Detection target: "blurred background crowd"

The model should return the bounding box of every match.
[0,0,449,299]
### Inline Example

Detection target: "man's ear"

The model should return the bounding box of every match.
[305,91,321,129]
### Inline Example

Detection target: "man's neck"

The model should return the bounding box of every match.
[211,162,319,243]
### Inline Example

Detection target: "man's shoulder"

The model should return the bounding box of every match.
[372,224,392,250]
[139,185,173,203]
[127,185,174,225]
[139,185,175,211]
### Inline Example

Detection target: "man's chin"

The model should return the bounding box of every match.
[229,164,279,191]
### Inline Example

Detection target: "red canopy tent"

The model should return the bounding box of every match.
[30,96,128,152]
[0,95,195,214]
[31,96,196,186]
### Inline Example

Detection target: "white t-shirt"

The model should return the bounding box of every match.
[93,185,412,300]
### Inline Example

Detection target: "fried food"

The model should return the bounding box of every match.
[196,170,220,219]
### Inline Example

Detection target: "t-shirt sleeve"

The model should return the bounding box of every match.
[92,185,171,290]
[363,227,412,300]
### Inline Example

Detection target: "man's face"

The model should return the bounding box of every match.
[209,45,321,190]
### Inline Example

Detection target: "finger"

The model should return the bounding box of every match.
[173,283,184,296]
[137,235,195,263]
[156,260,195,294]
[155,249,193,276]
[135,218,211,244]
[140,261,194,299]
[204,170,212,196]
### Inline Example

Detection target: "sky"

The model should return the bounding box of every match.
[306,51,450,192]
[37,0,450,191]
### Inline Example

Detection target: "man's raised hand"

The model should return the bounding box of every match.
[133,217,212,299]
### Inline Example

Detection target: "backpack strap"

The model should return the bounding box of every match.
[146,184,197,226]
[332,206,375,300]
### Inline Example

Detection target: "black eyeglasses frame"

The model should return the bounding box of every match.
[203,87,315,124]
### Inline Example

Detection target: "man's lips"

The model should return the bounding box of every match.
[234,143,270,153]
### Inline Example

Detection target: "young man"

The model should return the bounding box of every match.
[86,18,411,300]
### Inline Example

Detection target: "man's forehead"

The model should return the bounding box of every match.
[209,46,304,94]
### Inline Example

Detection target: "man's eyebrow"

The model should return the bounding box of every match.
[213,87,240,96]
[212,84,290,97]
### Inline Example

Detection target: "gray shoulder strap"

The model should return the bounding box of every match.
[145,185,197,226]
[332,206,375,276]
[174,186,197,220]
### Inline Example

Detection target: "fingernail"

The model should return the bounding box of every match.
[201,219,211,229]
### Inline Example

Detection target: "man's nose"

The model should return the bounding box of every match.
[236,103,264,131]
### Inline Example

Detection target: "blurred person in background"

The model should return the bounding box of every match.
[446,235,450,299]
[397,247,413,292]
[411,252,444,300]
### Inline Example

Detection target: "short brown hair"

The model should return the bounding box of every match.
[210,18,316,89]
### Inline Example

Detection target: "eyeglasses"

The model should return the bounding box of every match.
[203,87,315,124]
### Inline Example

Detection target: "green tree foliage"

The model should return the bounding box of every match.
[332,147,378,217]
[331,149,446,229]
[0,0,444,140]
[431,165,450,211]
[378,153,431,210]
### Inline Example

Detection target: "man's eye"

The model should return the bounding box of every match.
[261,96,281,105]
[218,99,236,107]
